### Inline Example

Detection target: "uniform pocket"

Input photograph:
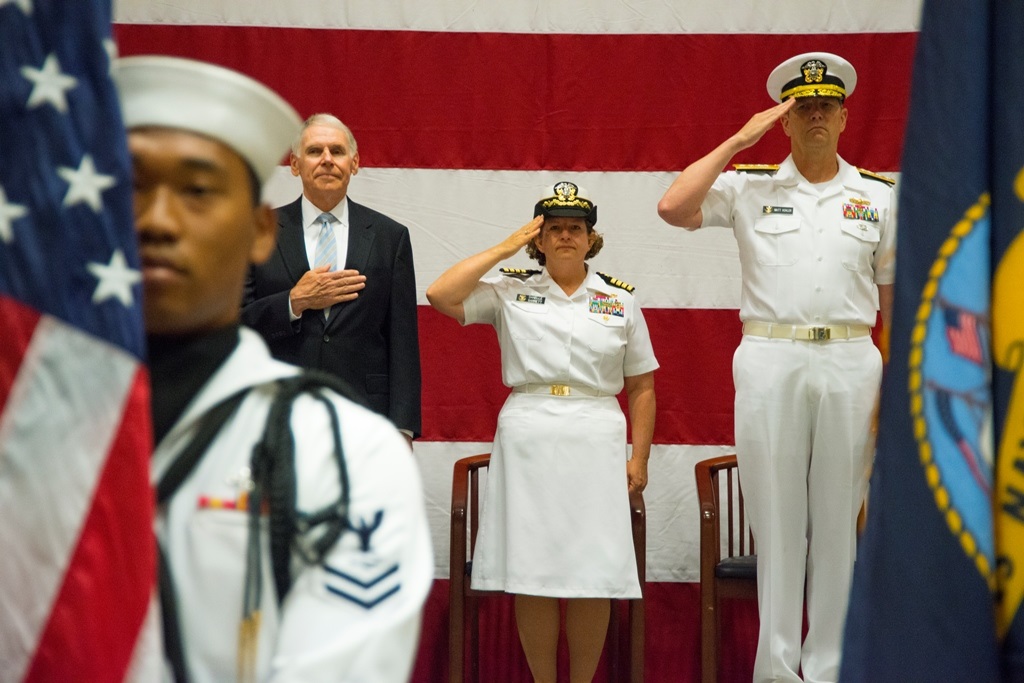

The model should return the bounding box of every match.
[840,222,881,272]
[586,312,625,328]
[584,312,626,357]
[752,215,802,266]
[506,299,548,340]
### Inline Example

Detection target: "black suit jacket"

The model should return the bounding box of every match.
[242,197,422,436]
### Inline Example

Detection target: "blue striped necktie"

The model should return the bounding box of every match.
[314,213,336,319]
[314,212,337,272]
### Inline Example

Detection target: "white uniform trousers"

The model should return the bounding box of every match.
[733,335,882,683]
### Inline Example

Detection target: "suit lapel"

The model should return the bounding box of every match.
[326,198,376,328]
[343,198,375,274]
[276,198,310,283]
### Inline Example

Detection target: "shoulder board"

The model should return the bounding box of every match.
[500,267,541,280]
[857,168,896,186]
[733,163,779,174]
[596,271,635,293]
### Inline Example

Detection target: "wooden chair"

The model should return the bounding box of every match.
[449,453,646,683]
[694,454,757,683]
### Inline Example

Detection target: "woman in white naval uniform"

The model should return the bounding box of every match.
[427,182,658,683]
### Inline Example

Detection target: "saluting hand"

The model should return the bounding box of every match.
[290,266,367,315]
[496,216,543,258]
[425,215,544,324]
[730,98,796,151]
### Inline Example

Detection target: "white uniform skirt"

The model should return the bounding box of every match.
[470,392,641,598]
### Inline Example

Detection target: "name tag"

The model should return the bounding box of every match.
[762,205,794,215]
[516,294,546,304]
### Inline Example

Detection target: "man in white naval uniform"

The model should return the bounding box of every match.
[113,56,432,682]
[657,53,895,682]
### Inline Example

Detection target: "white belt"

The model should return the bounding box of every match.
[513,383,608,397]
[742,321,871,341]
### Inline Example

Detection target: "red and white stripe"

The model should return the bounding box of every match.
[0,297,158,682]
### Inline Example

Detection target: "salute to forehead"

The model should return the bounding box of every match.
[767,52,855,158]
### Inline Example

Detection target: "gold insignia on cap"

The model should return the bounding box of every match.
[554,181,578,201]
[801,59,827,84]
[541,181,593,213]
[780,82,846,101]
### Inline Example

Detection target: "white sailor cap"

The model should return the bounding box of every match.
[112,56,301,185]
[766,52,857,103]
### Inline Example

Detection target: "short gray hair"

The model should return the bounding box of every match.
[292,113,358,156]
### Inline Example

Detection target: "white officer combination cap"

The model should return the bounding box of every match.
[766,52,857,103]
[533,180,598,226]
[112,55,301,185]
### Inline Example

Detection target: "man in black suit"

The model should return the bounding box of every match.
[242,114,421,442]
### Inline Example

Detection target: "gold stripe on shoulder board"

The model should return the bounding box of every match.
[500,267,541,279]
[733,163,780,174]
[857,168,897,186]
[596,271,635,293]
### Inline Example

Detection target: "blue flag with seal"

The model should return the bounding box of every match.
[841,0,1024,680]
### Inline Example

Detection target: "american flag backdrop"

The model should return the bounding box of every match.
[0,1,159,681]
[111,2,921,680]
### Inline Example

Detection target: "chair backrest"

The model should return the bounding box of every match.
[695,454,757,683]
[694,454,754,566]
[450,453,492,589]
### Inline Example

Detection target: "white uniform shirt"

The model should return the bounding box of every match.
[462,268,659,394]
[701,154,897,326]
[153,328,432,683]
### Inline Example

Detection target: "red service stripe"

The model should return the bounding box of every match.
[418,306,739,445]
[24,369,155,683]
[113,25,915,173]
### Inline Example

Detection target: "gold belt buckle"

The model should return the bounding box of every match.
[809,326,830,341]
[550,384,571,396]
